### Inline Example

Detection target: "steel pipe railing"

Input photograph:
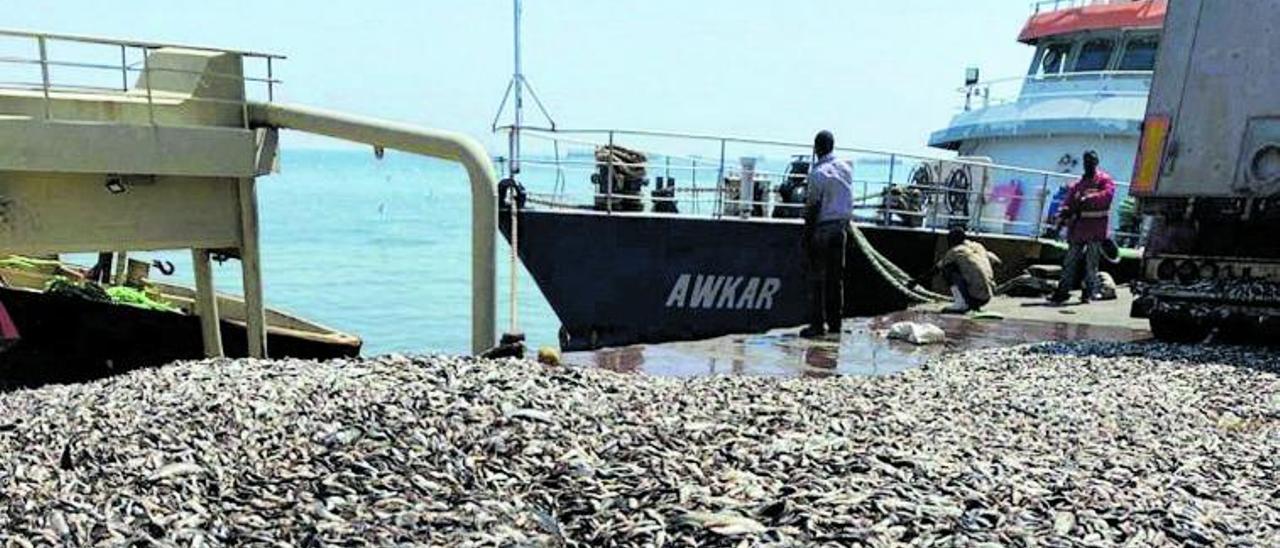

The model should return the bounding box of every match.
[249,102,499,354]
[959,70,1153,111]
[0,29,283,129]
[509,127,1138,243]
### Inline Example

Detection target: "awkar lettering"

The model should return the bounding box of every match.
[663,274,780,310]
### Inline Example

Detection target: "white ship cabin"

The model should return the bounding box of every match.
[926,0,1165,237]
[929,0,1165,178]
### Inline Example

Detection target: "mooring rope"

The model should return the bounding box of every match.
[508,200,520,335]
[847,223,949,304]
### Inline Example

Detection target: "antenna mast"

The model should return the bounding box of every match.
[511,0,523,175]
[491,0,556,177]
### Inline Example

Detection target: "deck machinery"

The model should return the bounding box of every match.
[1130,0,1280,341]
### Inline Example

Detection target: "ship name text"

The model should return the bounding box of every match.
[664,274,780,310]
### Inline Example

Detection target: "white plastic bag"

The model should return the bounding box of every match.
[887,321,946,345]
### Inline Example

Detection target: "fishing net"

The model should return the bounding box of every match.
[0,255,63,274]
[106,286,180,313]
[45,277,179,313]
[593,145,648,212]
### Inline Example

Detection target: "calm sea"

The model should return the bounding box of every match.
[120,149,559,356]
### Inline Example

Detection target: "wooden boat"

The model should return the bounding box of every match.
[0,260,361,387]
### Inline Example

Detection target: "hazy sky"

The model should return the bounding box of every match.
[9,1,1035,154]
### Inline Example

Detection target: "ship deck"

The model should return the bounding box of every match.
[563,288,1150,377]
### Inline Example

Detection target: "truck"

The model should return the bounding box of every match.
[1130,0,1280,342]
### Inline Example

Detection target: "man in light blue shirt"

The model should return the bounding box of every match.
[802,130,855,338]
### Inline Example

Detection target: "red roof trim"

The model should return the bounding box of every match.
[1019,1,1166,43]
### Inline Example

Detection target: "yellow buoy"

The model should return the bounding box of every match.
[536,346,561,366]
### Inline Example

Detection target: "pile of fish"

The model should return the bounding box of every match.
[1142,277,1280,304]
[1,341,1278,545]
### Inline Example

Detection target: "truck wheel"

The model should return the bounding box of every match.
[1149,315,1210,343]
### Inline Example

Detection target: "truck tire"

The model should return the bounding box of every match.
[1149,315,1210,344]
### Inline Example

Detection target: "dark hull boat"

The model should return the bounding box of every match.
[0,264,360,387]
[493,128,1142,351]
[477,0,1159,354]
[501,209,1135,351]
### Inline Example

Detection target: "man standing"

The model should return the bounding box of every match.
[1049,150,1115,304]
[802,130,854,338]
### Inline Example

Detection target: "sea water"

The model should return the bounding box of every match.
[112,149,558,356]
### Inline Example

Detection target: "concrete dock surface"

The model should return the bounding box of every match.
[565,288,1151,377]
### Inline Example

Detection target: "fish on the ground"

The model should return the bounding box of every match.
[0,342,1276,545]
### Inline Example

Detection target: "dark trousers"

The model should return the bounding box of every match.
[807,221,847,332]
[1056,240,1102,299]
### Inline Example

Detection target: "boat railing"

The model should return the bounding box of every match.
[1031,0,1138,14]
[960,70,1151,111]
[0,28,283,128]
[500,126,1141,245]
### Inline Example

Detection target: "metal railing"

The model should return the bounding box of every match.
[0,28,284,127]
[499,126,1141,244]
[1031,0,1140,14]
[960,70,1151,111]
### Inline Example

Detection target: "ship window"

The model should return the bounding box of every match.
[1038,43,1071,76]
[1072,38,1115,72]
[1118,36,1159,70]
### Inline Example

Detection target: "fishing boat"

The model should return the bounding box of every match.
[494,1,1161,351]
[0,257,361,386]
[0,28,506,379]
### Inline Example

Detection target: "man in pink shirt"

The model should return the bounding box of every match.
[1049,150,1115,304]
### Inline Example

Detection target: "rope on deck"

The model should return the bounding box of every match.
[847,223,949,304]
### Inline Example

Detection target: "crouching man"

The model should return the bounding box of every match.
[933,228,1001,313]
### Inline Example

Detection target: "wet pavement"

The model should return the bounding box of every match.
[563,290,1152,378]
